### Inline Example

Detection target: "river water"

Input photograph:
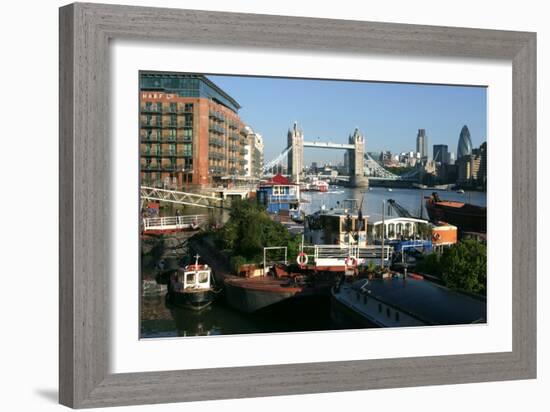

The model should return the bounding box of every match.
[141,187,486,339]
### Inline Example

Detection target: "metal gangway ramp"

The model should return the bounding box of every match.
[140,186,227,209]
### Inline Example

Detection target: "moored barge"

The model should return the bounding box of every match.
[331,275,486,328]
[425,192,486,233]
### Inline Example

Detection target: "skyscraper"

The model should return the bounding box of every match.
[433,144,449,164]
[416,129,428,160]
[457,125,473,159]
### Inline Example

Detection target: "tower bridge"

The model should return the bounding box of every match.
[264,122,420,187]
[287,122,368,187]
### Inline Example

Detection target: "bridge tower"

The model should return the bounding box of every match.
[349,128,369,188]
[287,121,304,182]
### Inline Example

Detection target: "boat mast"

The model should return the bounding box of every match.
[380,200,385,268]
[419,189,424,219]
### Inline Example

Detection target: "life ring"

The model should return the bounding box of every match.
[345,256,358,268]
[296,252,308,267]
[432,232,441,241]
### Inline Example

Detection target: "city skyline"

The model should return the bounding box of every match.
[207,74,487,165]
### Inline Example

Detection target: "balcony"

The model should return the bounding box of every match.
[141,137,191,143]
[209,110,225,122]
[140,121,163,128]
[228,133,239,141]
[140,106,162,114]
[141,164,161,172]
[164,121,193,129]
[210,166,226,175]
[141,151,162,157]
[227,122,237,130]
[162,151,193,158]
[228,144,238,152]
[209,124,225,134]
[209,152,225,160]
[209,136,224,147]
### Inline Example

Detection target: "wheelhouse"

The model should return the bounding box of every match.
[176,265,212,290]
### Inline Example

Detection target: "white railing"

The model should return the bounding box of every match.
[142,215,208,231]
[302,244,393,265]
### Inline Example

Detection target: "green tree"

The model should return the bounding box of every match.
[415,252,442,277]
[415,240,486,296]
[440,240,487,295]
[216,199,300,266]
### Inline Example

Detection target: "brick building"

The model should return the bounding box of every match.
[139,73,249,188]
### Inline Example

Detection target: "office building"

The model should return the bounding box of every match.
[457,125,473,159]
[416,129,428,160]
[139,73,249,188]
[433,144,449,164]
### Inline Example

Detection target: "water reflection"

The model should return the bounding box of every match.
[141,295,336,338]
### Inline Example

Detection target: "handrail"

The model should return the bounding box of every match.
[142,214,208,229]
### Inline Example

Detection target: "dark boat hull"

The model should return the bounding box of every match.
[425,202,486,233]
[167,289,216,311]
[224,282,296,313]
[224,277,333,313]
[330,292,379,329]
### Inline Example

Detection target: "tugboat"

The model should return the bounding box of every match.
[167,255,220,310]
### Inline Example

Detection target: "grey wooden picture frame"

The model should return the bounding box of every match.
[59,2,536,409]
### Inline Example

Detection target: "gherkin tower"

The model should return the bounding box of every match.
[457,125,473,159]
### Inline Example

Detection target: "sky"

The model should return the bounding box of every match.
[208,74,487,165]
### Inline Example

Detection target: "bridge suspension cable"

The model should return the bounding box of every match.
[263,146,292,175]
[364,153,400,180]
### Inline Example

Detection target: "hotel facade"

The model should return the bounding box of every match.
[139,73,251,189]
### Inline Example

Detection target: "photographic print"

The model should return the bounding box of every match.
[139,71,487,338]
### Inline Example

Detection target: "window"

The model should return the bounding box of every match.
[198,271,209,283]
[363,295,368,304]
[184,114,193,127]
[183,143,192,157]
[169,102,177,112]
[378,303,382,313]
[395,312,400,322]
[185,273,195,285]
[386,308,391,318]
[185,103,193,112]
[396,223,403,236]
[156,102,162,112]
[388,223,395,238]
[169,129,176,140]
[184,128,193,140]
[144,101,152,111]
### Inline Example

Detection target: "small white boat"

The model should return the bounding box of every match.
[167,255,220,310]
